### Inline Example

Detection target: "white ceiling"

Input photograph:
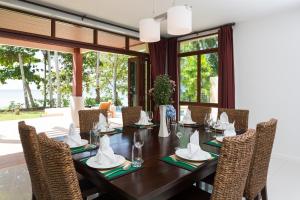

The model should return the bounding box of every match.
[31,0,300,36]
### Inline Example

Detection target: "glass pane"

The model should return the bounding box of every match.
[0,8,51,36]
[200,53,218,103]
[180,34,218,53]
[98,30,125,49]
[129,38,149,53]
[179,105,188,121]
[180,55,197,102]
[56,21,93,43]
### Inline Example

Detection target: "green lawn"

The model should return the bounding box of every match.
[0,111,44,121]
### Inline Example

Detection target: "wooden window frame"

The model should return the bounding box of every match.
[0,6,148,57]
[178,33,219,108]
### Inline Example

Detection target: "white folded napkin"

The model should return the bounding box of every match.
[187,130,210,159]
[65,123,82,148]
[96,135,116,165]
[182,108,195,124]
[137,110,149,125]
[216,112,229,129]
[220,112,229,123]
[97,113,108,131]
[224,122,236,137]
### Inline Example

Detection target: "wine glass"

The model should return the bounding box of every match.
[106,115,112,130]
[204,113,212,133]
[147,111,153,122]
[134,131,144,164]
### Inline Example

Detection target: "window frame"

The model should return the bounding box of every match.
[178,33,219,108]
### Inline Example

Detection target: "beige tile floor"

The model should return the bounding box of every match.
[0,155,299,200]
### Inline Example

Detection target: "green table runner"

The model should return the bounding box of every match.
[161,153,218,171]
[205,139,222,148]
[71,144,97,155]
[80,157,142,180]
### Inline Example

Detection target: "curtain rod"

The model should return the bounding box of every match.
[178,22,235,39]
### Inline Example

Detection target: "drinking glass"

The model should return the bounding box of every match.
[106,115,112,130]
[170,121,178,135]
[147,111,153,122]
[204,113,212,133]
[132,145,142,167]
[134,131,144,163]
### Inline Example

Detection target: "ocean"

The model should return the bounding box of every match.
[0,89,43,109]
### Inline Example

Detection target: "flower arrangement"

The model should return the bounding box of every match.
[166,105,176,118]
[149,75,176,105]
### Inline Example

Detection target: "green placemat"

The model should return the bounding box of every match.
[161,153,218,171]
[114,128,123,133]
[71,144,97,155]
[80,157,142,180]
[205,139,222,148]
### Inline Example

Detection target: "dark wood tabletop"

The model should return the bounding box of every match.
[72,126,220,200]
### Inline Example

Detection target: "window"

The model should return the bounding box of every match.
[0,8,51,36]
[180,34,218,53]
[98,30,126,48]
[179,33,218,106]
[56,21,94,43]
[129,38,149,53]
[179,55,197,102]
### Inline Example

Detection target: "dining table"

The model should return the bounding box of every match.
[68,125,229,200]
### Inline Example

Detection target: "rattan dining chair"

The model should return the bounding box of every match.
[121,106,142,126]
[37,133,109,200]
[18,121,51,200]
[218,108,249,131]
[78,109,107,138]
[188,105,212,125]
[170,129,256,200]
[244,119,278,200]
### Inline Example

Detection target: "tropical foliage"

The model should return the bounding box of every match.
[0,45,129,109]
[179,35,218,103]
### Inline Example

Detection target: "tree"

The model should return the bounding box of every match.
[54,51,61,107]
[179,36,218,102]
[41,50,48,108]
[95,51,101,103]
[0,46,41,108]
[47,51,54,107]
[82,51,129,106]
[18,52,29,108]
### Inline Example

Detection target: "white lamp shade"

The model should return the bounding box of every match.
[167,5,192,35]
[139,18,160,43]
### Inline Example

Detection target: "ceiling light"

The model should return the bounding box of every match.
[139,18,160,43]
[167,5,192,35]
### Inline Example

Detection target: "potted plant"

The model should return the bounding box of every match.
[149,75,176,137]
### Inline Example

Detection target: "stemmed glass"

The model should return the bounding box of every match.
[90,122,99,145]
[106,115,112,130]
[147,111,153,123]
[133,131,144,164]
[204,113,212,133]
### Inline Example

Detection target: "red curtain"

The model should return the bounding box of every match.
[218,25,235,108]
[149,39,167,83]
[167,37,179,118]
[149,39,167,120]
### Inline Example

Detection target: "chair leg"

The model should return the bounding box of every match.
[32,193,36,200]
[195,181,200,188]
[254,195,259,200]
[261,186,268,200]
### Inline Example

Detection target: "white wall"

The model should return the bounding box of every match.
[234,8,300,160]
